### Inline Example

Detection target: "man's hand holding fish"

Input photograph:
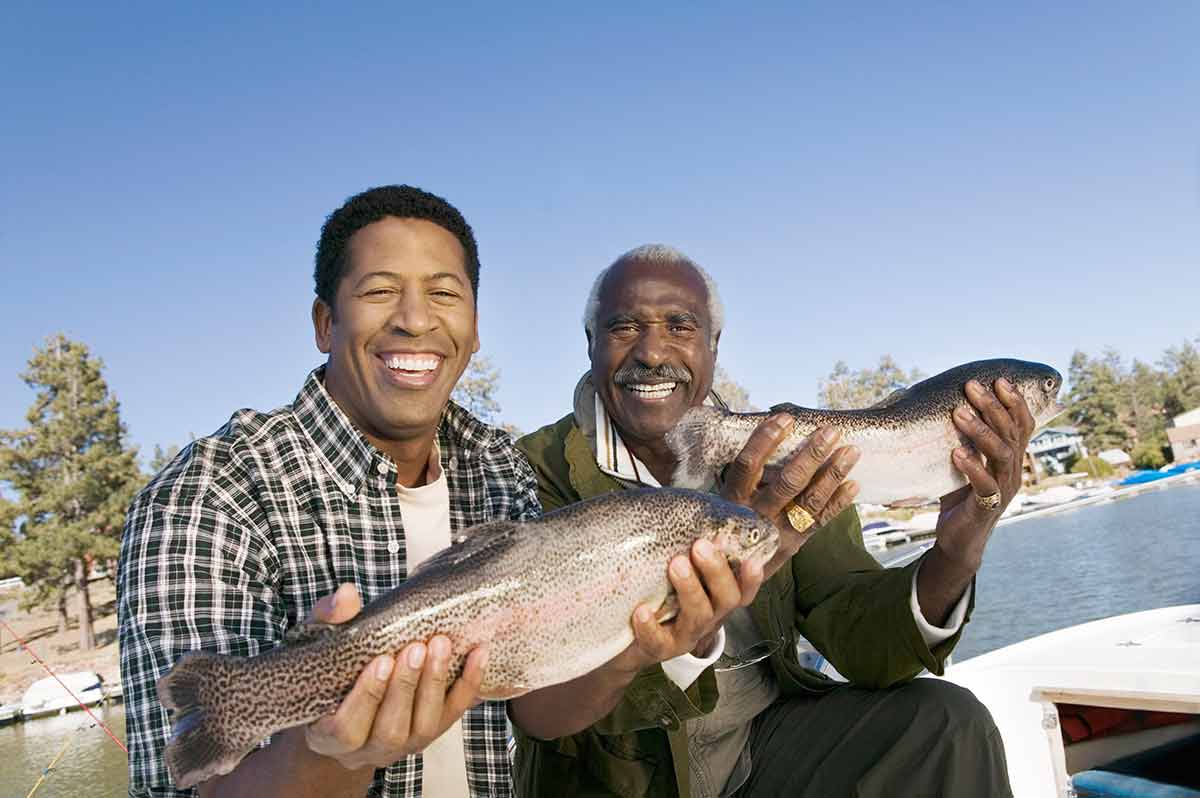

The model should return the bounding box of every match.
[299,584,489,773]
[918,376,1038,626]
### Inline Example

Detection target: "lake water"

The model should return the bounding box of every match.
[0,701,128,797]
[1,481,1197,796]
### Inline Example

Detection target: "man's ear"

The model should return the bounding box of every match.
[471,307,481,355]
[585,330,593,358]
[313,298,333,354]
[712,329,721,361]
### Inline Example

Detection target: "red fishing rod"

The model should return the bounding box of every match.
[0,618,127,754]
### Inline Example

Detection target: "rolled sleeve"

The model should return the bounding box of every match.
[909,559,972,646]
[660,626,725,691]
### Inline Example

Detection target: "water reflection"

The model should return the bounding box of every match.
[0,703,127,797]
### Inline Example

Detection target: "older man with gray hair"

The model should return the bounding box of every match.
[509,244,1014,797]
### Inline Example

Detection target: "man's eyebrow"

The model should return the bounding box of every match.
[603,313,640,328]
[354,270,466,286]
[666,311,701,324]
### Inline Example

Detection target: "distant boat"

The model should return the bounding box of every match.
[1116,461,1200,487]
[1024,485,1083,506]
[20,671,104,719]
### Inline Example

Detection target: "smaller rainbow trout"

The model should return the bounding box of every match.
[157,487,777,788]
[667,359,1064,505]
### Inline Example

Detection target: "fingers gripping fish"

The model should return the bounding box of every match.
[668,358,1064,505]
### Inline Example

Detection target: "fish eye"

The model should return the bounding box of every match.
[1043,377,1055,392]
[748,529,760,544]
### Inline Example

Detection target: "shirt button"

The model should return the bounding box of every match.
[387,541,400,554]
[448,456,458,470]
[376,462,388,475]
[658,715,673,728]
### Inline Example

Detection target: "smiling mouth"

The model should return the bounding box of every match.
[378,353,443,386]
[623,382,679,401]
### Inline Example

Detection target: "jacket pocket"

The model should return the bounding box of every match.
[580,733,660,798]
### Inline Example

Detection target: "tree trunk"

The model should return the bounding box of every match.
[56,583,70,635]
[74,558,95,651]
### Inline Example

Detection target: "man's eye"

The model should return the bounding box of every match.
[364,288,394,297]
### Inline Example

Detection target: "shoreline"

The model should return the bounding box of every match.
[864,468,1200,551]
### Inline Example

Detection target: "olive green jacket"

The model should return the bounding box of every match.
[512,413,972,798]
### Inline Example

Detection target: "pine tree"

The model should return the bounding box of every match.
[1161,337,1200,418]
[149,443,181,475]
[1067,349,1130,452]
[0,335,142,650]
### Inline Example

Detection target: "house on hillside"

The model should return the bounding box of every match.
[1097,448,1132,469]
[1167,407,1200,464]
[1027,426,1087,475]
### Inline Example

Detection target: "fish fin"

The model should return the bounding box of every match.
[654,593,680,623]
[665,406,726,490]
[768,402,805,415]
[284,621,338,645]
[885,497,933,509]
[869,388,909,409]
[410,521,520,577]
[157,651,256,789]
[479,685,531,700]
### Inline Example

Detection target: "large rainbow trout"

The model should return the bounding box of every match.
[668,359,1064,505]
[158,487,777,788]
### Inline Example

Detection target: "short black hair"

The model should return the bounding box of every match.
[314,185,480,307]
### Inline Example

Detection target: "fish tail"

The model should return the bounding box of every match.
[157,650,256,789]
[666,406,728,489]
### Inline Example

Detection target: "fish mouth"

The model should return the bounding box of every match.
[732,536,779,570]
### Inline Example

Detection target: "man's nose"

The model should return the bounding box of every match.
[387,291,434,337]
[631,326,668,367]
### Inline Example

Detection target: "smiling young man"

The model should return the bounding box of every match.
[118,185,540,798]
[511,245,1020,797]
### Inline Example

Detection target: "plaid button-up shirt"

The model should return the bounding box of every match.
[118,367,541,797]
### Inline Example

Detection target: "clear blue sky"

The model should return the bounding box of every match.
[2,3,1197,464]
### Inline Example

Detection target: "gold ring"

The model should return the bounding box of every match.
[785,502,816,532]
[975,491,1002,511]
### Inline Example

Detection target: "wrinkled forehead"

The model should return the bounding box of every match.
[598,259,711,325]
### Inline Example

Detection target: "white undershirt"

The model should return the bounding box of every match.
[394,446,469,798]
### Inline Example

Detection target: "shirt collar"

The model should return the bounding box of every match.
[293,366,494,494]
[593,390,661,487]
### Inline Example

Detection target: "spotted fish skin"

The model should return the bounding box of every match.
[157,487,778,788]
[668,358,1064,505]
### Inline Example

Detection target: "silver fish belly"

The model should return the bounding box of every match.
[156,487,778,788]
[667,358,1064,505]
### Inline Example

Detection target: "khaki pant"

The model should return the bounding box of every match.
[733,680,1013,798]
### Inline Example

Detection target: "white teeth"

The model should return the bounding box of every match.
[384,355,440,371]
[627,382,676,398]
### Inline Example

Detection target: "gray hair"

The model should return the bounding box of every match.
[582,244,725,352]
